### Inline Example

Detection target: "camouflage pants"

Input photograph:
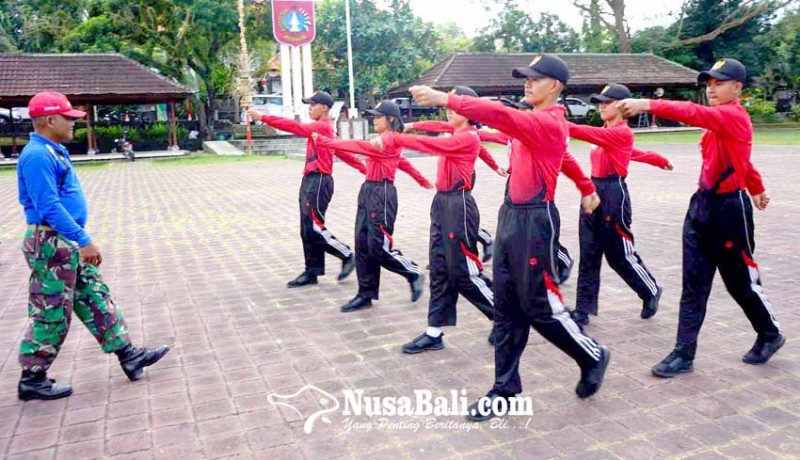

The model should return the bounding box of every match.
[18,225,131,373]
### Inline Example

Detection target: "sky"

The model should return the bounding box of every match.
[388,0,687,36]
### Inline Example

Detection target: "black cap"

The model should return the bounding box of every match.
[366,100,402,119]
[302,90,334,108]
[590,83,631,103]
[512,53,569,84]
[697,58,746,84]
[450,86,479,98]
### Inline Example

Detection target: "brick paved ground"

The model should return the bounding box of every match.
[0,142,798,460]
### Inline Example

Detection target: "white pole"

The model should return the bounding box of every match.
[301,44,314,98]
[290,45,303,116]
[344,0,356,118]
[280,44,292,111]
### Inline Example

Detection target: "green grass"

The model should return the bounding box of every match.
[634,128,800,145]
[150,153,283,166]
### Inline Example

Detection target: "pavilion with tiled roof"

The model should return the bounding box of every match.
[0,53,194,153]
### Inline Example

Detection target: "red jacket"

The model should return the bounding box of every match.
[568,121,670,177]
[649,99,764,194]
[260,115,366,176]
[447,94,591,203]
[410,121,502,171]
[384,127,481,192]
[314,135,430,187]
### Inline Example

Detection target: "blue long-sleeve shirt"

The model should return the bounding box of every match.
[17,133,92,247]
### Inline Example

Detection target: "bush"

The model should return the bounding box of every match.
[586,110,603,127]
[791,104,800,122]
[142,123,168,142]
[745,100,779,123]
[74,128,88,143]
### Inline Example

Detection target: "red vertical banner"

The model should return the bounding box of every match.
[272,1,316,47]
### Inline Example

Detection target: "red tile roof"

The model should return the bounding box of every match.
[0,53,194,106]
[388,53,700,96]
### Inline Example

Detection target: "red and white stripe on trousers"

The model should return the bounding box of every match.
[380,226,422,275]
[741,251,782,332]
[460,242,494,305]
[543,271,602,361]
[310,208,351,258]
[614,223,659,296]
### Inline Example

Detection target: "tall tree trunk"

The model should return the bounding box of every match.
[608,0,632,52]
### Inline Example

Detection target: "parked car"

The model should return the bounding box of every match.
[0,108,28,124]
[559,97,596,118]
[390,97,439,122]
[245,93,345,125]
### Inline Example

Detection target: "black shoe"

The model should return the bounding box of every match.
[571,310,590,327]
[481,243,494,263]
[559,257,574,284]
[337,255,356,281]
[466,390,515,422]
[409,274,425,302]
[402,332,444,354]
[576,347,610,399]
[116,344,171,381]
[641,286,662,319]
[18,371,73,401]
[743,333,786,365]
[287,272,318,288]
[340,295,372,313]
[651,349,694,378]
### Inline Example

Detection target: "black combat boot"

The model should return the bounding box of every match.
[18,370,73,401]
[116,344,171,381]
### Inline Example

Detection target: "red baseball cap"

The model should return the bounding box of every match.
[28,91,86,118]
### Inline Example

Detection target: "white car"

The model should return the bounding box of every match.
[559,98,596,118]
[245,93,344,124]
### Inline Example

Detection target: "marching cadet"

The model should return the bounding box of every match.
[16,92,170,400]
[405,120,508,263]
[411,54,610,421]
[249,91,366,288]
[371,87,496,353]
[618,58,784,377]
[566,83,673,327]
[311,101,432,312]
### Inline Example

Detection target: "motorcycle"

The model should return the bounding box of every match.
[113,130,135,161]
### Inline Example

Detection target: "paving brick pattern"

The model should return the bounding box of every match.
[0,142,798,459]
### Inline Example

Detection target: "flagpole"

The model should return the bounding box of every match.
[344,0,356,118]
[237,0,253,154]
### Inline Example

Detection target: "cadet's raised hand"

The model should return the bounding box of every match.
[581,192,601,214]
[752,191,770,210]
[247,109,263,122]
[410,85,448,108]
[664,161,674,171]
[616,99,651,118]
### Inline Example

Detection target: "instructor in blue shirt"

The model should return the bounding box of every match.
[16,92,170,401]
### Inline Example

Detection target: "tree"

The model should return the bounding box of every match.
[312,0,440,101]
[435,22,472,55]
[572,0,632,52]
[669,0,780,72]
[580,0,615,52]
[757,6,800,91]
[674,0,796,46]
[473,0,580,53]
